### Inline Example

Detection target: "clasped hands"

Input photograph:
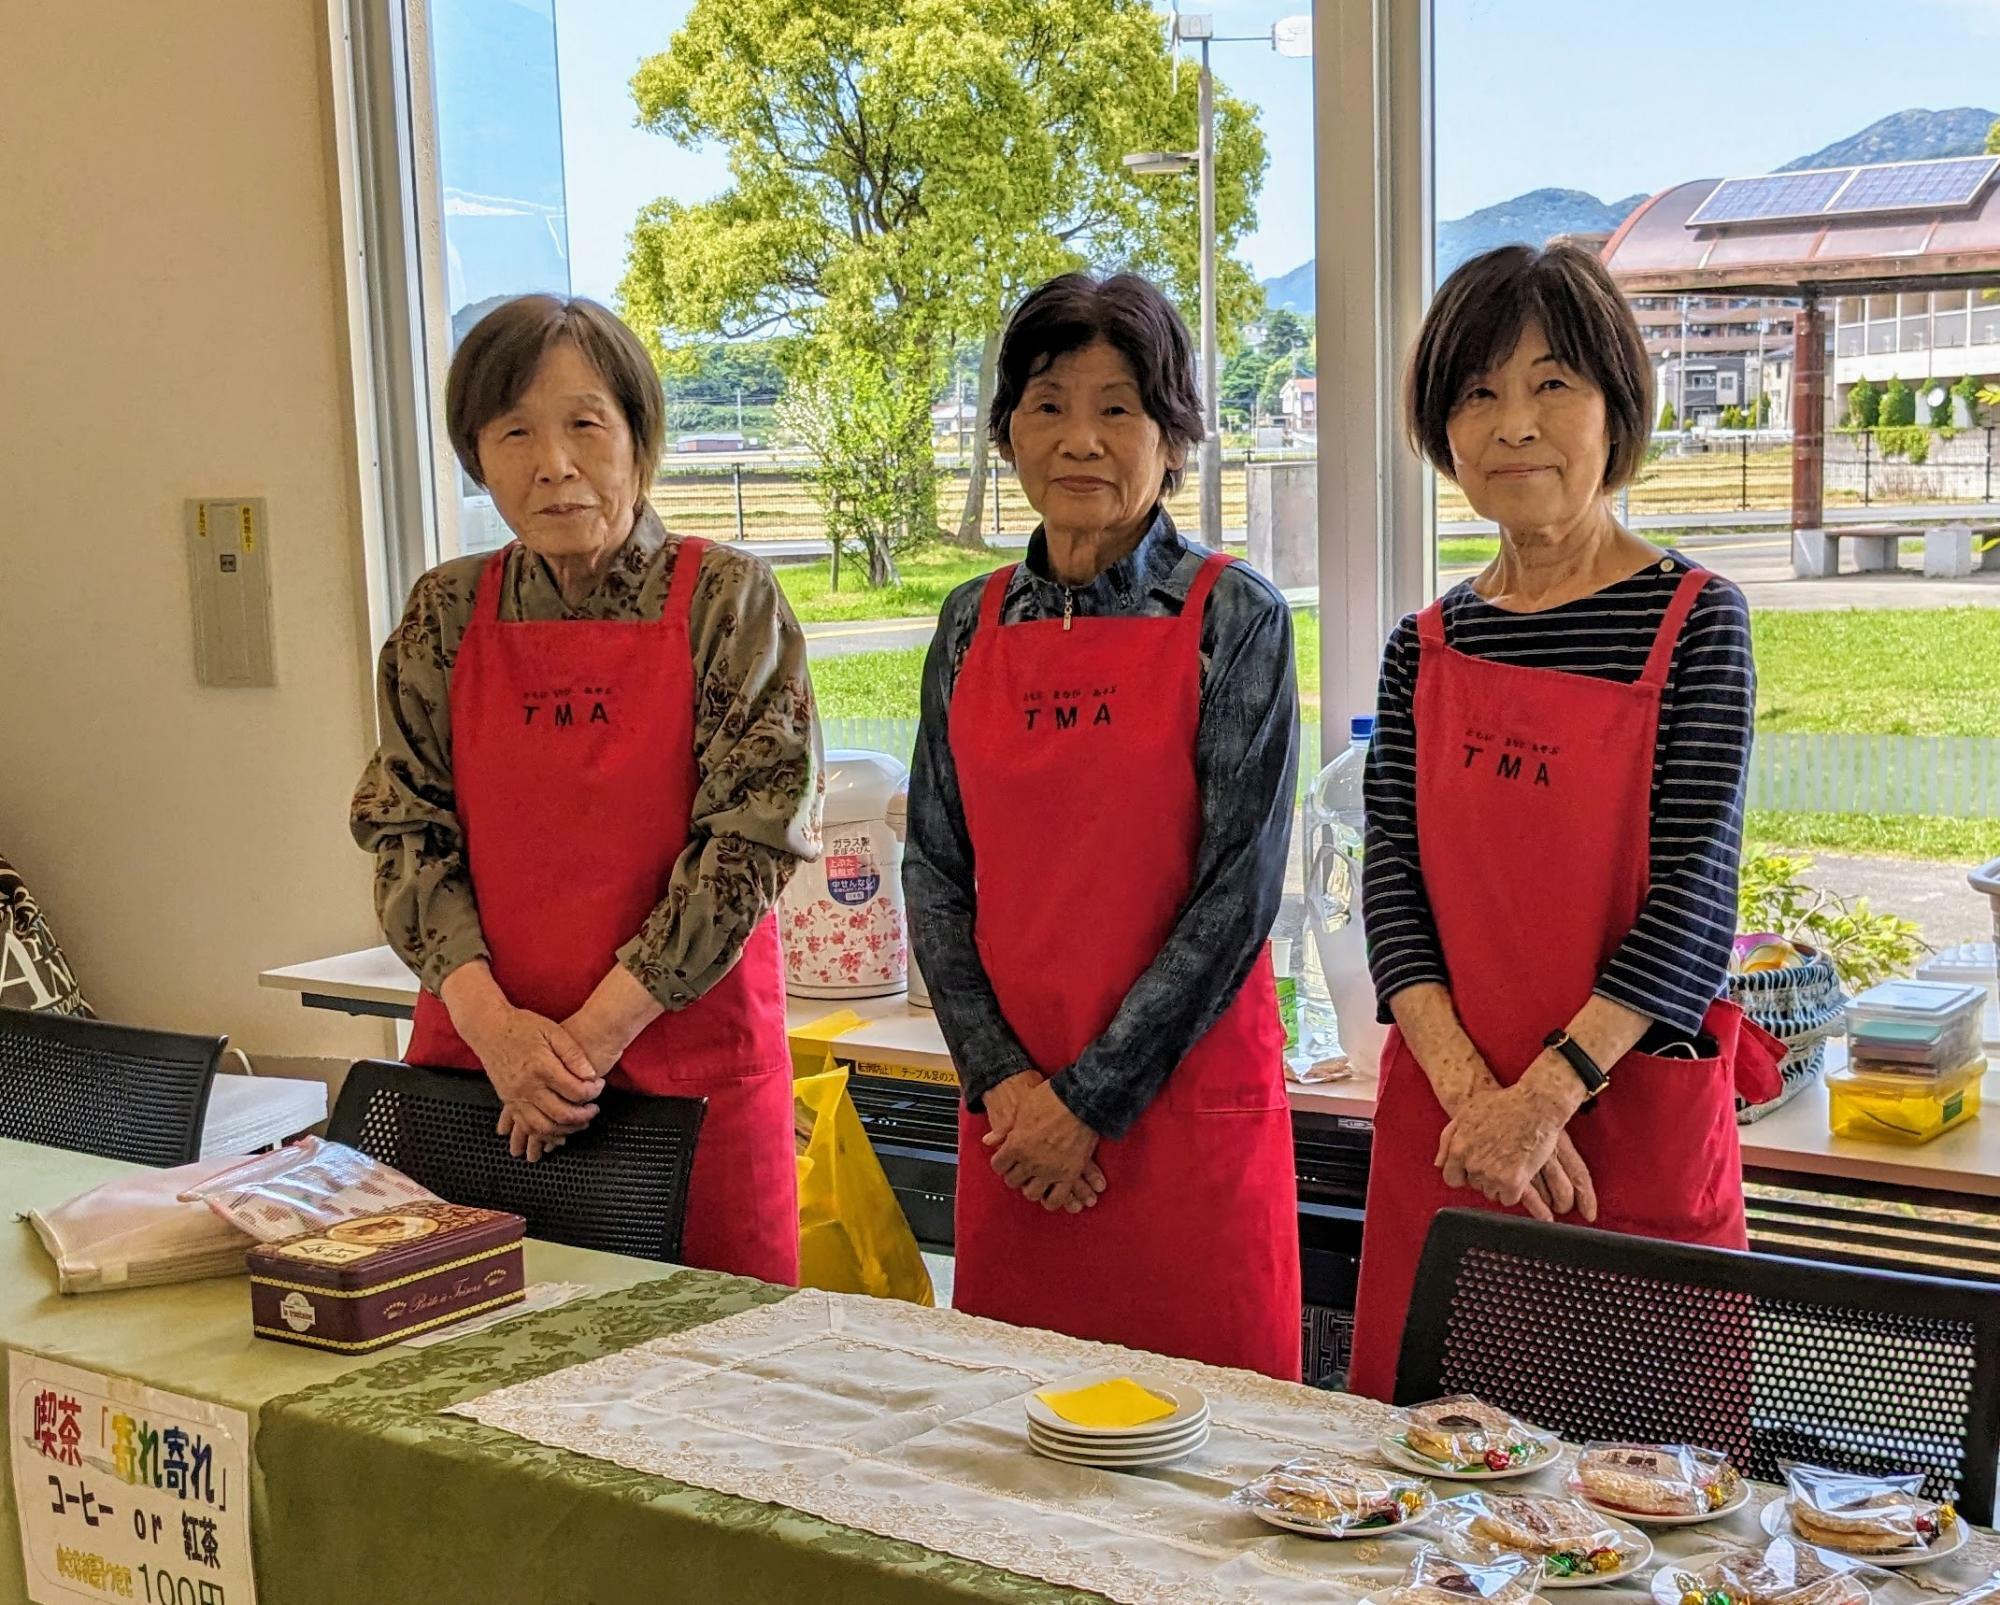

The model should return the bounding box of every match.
[444,962,661,1162]
[982,1069,1106,1214]
[1434,1059,1599,1225]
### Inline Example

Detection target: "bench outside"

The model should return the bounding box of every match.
[1793,521,1984,579]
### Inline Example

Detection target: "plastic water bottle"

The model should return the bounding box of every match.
[1300,716,1388,1075]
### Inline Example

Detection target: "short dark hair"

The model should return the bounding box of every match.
[445,295,665,502]
[989,273,1205,496]
[1405,243,1653,493]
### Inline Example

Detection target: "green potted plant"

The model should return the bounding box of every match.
[1731,852,1929,1121]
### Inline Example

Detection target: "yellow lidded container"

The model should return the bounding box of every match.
[1827,1058,1986,1144]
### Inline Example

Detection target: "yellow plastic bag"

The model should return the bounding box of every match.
[793,1051,935,1307]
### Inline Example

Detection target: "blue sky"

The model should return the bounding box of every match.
[539,0,1999,303]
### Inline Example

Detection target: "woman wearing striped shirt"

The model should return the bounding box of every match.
[1345,245,1781,1400]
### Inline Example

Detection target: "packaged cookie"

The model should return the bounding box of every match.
[1392,1396,1557,1474]
[1235,1456,1433,1537]
[1570,1442,1743,1519]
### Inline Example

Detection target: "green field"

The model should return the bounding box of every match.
[810,607,2000,861]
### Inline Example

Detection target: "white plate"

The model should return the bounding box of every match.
[1760,1496,1969,1568]
[1026,1374,1209,1441]
[1573,1474,1752,1528]
[1650,1547,1886,1605]
[1027,1403,1211,1445]
[1438,1509,1653,1590]
[1032,1416,1200,1448]
[1029,1422,1210,1458]
[1029,1428,1210,1470]
[1247,1489,1438,1541]
[1381,1431,1561,1481]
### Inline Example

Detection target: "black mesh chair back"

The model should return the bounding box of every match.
[0,1005,224,1166]
[1397,1209,2000,1522]
[328,1060,707,1264]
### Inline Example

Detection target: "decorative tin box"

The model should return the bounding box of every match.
[247,1199,525,1353]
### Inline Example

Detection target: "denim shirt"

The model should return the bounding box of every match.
[904,509,1300,1139]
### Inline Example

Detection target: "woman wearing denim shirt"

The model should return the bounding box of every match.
[905,273,1303,1379]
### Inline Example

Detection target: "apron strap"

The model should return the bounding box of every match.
[471,545,514,624]
[1179,552,1233,635]
[1415,598,1447,650]
[976,564,1018,632]
[663,535,710,627]
[1638,565,1712,690]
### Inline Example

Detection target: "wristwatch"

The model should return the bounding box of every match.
[1544,1029,1610,1102]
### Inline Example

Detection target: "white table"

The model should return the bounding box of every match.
[199,1071,327,1156]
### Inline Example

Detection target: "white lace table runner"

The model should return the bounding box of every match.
[450,1291,1998,1605]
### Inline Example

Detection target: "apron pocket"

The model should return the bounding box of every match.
[1165,1045,1289,1115]
[1574,1050,1741,1240]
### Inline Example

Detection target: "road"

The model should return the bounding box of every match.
[801,525,2000,660]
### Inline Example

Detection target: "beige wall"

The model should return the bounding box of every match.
[0,1,384,1063]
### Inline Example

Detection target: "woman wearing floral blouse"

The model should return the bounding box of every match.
[351,294,820,1285]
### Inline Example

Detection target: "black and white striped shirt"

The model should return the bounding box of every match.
[1361,557,1757,1037]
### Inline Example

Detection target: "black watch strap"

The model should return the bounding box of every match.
[1544,1029,1610,1100]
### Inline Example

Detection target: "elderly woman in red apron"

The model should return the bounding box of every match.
[352,295,819,1285]
[905,274,1303,1380]
[1346,245,1782,1401]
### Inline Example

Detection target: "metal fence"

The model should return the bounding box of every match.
[826,718,2000,821]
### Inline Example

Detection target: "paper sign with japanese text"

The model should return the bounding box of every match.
[8,1351,255,1605]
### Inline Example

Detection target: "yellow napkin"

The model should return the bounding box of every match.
[1036,1378,1177,1430]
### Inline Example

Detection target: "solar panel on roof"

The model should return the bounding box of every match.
[1688,169,1852,227]
[1686,156,2000,230]
[1826,156,2000,216]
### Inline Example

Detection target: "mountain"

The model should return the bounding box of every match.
[1778,107,1997,172]
[1258,105,2000,313]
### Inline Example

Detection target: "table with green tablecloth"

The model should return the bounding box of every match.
[0,1139,1089,1605]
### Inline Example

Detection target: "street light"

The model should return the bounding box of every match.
[1125,12,1311,548]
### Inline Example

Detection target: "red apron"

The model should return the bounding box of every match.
[948,554,1302,1380]
[1346,563,1781,1401]
[405,537,798,1286]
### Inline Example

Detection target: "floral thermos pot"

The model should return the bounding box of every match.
[781,749,909,1000]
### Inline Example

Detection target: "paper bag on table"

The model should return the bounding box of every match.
[791,1020,934,1307]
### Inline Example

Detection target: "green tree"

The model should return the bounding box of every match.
[1879,376,1916,427]
[1987,115,2000,155]
[1658,401,1678,431]
[619,0,1267,578]
[1261,308,1308,361]
[1221,345,1269,417]
[1752,393,1771,428]
[1846,377,1880,430]
[1952,372,1982,425]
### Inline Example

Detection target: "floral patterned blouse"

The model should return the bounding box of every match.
[351,505,822,1010]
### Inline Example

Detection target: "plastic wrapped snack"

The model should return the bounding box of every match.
[1376,1545,1547,1605]
[1783,1464,1957,1556]
[1570,1442,1742,1517]
[1434,1493,1632,1579]
[1234,1457,1433,1536]
[1395,1396,1557,1474]
[29,1154,260,1293]
[1664,1540,1873,1605]
[179,1137,438,1243]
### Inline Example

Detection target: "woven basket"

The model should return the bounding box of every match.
[1727,947,1845,1124]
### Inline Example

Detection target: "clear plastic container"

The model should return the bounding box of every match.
[1844,979,1986,1076]
[1918,944,2000,1050]
[1827,1057,1985,1144]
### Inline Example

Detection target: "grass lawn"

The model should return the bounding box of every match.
[1752,608,2000,737]
[776,546,1002,623]
[1747,811,2000,863]
[811,606,2000,862]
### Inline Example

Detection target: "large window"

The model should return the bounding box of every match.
[363,0,1333,782]
[1433,0,2000,954]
